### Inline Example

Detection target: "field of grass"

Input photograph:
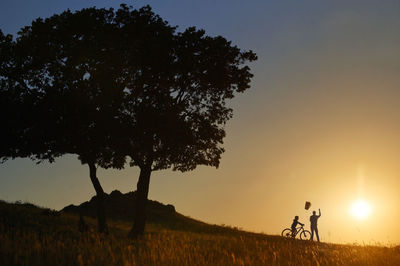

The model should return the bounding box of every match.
[1,200,399,265]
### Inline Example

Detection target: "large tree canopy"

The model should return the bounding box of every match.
[0,4,257,237]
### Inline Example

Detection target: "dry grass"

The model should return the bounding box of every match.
[0,201,399,265]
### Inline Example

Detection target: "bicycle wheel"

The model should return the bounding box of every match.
[300,230,311,240]
[281,228,293,238]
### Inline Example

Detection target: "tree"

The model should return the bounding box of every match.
[1,4,257,238]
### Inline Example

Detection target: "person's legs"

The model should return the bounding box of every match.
[291,227,296,237]
[315,227,320,242]
[310,226,314,240]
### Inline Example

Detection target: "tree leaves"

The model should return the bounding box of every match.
[1,4,256,173]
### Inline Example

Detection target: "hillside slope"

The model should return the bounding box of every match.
[1,199,399,265]
[62,190,237,233]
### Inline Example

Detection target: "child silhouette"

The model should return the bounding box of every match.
[291,215,304,237]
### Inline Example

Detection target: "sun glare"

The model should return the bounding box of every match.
[350,199,372,220]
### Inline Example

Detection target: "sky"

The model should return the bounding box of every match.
[1,0,399,245]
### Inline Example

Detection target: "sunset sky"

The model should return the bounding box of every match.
[1,0,399,244]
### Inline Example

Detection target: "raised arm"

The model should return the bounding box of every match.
[318,208,321,217]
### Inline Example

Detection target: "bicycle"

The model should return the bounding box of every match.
[281,225,311,240]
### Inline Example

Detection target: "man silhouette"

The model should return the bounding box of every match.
[310,208,321,242]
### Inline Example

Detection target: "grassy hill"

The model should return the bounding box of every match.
[61,190,239,234]
[1,199,399,265]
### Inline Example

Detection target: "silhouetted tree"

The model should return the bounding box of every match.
[1,4,257,238]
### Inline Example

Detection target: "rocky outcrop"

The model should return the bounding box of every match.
[62,190,176,223]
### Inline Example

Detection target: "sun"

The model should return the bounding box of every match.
[350,199,372,220]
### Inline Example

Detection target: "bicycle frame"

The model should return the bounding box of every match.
[294,226,305,236]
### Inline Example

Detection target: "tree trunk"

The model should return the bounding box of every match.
[88,162,108,234]
[128,164,152,238]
